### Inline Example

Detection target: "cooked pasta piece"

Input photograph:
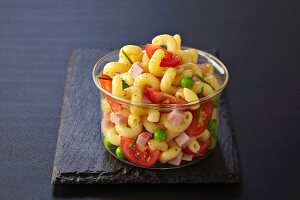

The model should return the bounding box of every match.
[133,73,160,90]
[152,34,178,53]
[115,122,143,139]
[159,146,182,163]
[148,49,165,77]
[148,139,168,151]
[103,62,131,78]
[160,68,177,95]
[119,45,143,64]
[161,112,193,133]
[142,116,165,133]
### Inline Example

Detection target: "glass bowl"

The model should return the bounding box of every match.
[92,46,229,169]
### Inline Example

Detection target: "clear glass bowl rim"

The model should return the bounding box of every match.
[92,46,229,109]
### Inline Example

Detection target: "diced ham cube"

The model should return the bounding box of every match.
[211,108,218,119]
[103,112,114,128]
[167,109,185,125]
[175,132,191,147]
[110,113,128,125]
[168,152,183,166]
[199,64,207,74]
[130,62,144,78]
[182,154,193,161]
[136,132,152,147]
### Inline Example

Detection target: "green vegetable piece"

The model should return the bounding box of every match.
[195,74,215,90]
[212,98,220,108]
[154,129,166,142]
[209,136,217,150]
[180,76,194,88]
[208,119,217,132]
[121,50,133,64]
[122,80,130,89]
[103,137,113,149]
[116,147,125,159]
[128,139,137,149]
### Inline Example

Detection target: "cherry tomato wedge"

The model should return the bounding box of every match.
[182,138,212,157]
[120,137,160,168]
[144,88,186,104]
[186,101,213,136]
[145,44,181,67]
[108,99,123,113]
[98,74,112,92]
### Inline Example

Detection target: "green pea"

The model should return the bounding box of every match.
[209,136,217,150]
[116,147,125,159]
[208,120,217,132]
[154,129,166,142]
[180,76,194,88]
[103,137,113,149]
[212,98,220,108]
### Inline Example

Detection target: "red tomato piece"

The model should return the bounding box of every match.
[145,44,181,67]
[108,99,123,113]
[120,137,160,168]
[186,101,213,136]
[98,74,112,92]
[182,138,212,157]
[144,88,186,104]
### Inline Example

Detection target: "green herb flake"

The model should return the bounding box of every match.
[195,74,215,90]
[128,139,137,149]
[122,50,133,64]
[122,80,130,89]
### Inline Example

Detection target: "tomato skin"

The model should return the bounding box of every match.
[145,44,181,67]
[182,138,212,157]
[144,88,186,104]
[108,99,123,112]
[186,101,213,136]
[120,137,160,168]
[98,74,112,92]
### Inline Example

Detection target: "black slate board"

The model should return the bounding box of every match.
[52,49,239,184]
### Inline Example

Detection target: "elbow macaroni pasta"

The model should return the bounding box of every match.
[115,122,143,139]
[103,62,130,78]
[152,34,178,53]
[160,68,177,95]
[148,139,168,151]
[148,49,165,77]
[133,73,160,90]
[159,146,182,163]
[119,45,143,64]
[161,112,193,133]
[142,116,165,133]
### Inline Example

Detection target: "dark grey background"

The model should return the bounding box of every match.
[0,0,299,199]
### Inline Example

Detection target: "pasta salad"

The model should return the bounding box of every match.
[97,34,221,168]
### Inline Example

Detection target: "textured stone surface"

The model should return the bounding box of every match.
[52,49,239,184]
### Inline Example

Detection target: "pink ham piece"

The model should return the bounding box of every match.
[130,62,144,78]
[103,112,114,128]
[199,64,207,74]
[167,109,185,125]
[211,108,218,119]
[168,152,183,166]
[182,154,193,161]
[136,132,152,147]
[175,132,191,147]
[109,113,128,125]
